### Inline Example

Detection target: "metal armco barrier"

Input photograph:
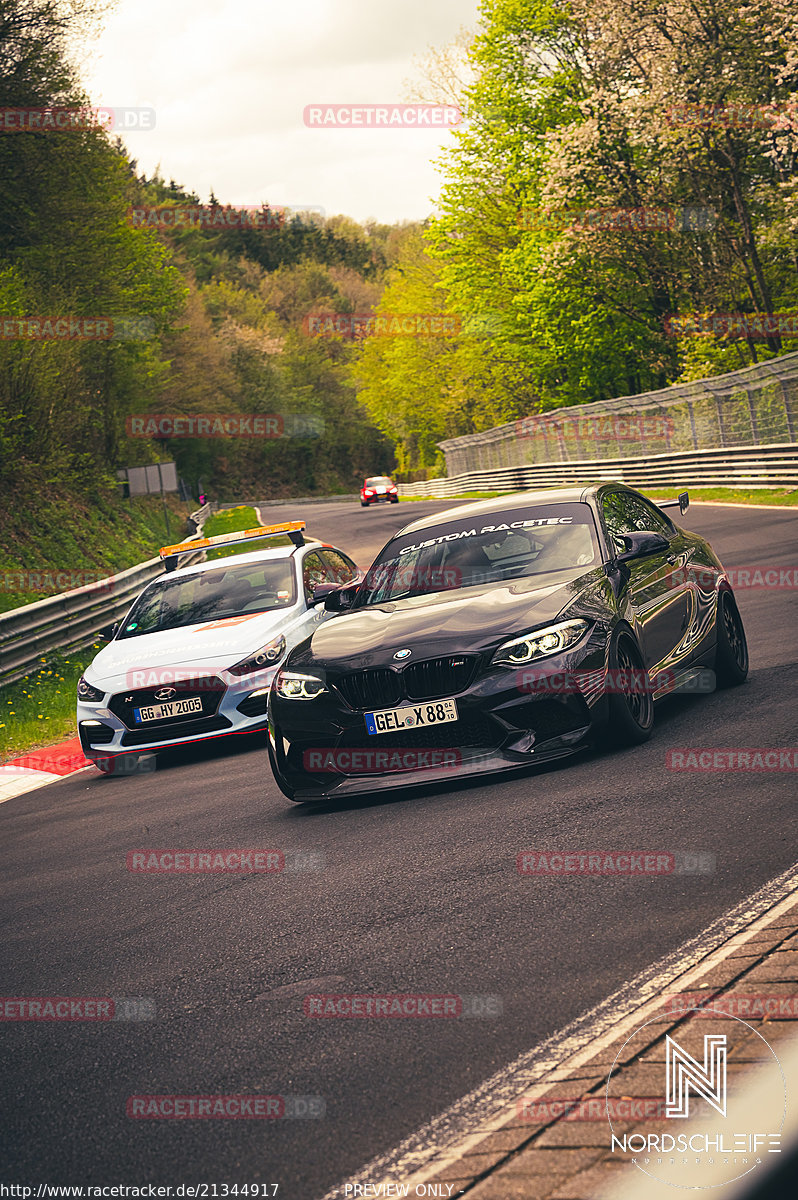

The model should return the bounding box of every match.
[0,504,211,689]
[438,351,798,475]
[398,443,798,498]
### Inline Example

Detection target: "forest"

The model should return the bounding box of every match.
[1,0,796,504]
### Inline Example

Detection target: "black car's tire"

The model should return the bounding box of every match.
[605,628,654,746]
[714,590,749,687]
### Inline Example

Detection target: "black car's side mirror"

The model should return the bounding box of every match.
[98,622,119,642]
[616,531,670,563]
[310,583,338,606]
[323,581,360,612]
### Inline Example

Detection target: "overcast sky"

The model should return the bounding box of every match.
[82,0,481,225]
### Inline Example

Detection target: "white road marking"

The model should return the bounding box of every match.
[320,861,798,1198]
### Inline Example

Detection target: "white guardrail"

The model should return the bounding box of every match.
[0,505,211,689]
[398,443,798,498]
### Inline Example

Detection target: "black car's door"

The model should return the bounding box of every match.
[601,491,695,674]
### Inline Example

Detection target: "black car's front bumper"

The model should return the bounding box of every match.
[267,645,608,802]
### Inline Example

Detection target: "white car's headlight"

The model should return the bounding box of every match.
[77,676,105,702]
[274,670,328,700]
[492,619,590,666]
[228,635,286,677]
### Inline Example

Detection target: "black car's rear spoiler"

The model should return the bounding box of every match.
[658,491,689,515]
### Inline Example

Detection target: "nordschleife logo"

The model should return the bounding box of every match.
[605,1009,785,1188]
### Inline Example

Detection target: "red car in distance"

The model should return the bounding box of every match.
[360,476,399,506]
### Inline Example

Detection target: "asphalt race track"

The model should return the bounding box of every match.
[1,498,796,1197]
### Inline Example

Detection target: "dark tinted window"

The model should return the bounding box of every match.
[322,549,358,583]
[358,503,600,605]
[602,491,673,545]
[302,551,332,603]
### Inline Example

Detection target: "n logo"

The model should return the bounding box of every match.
[666,1034,727,1118]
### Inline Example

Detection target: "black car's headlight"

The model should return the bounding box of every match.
[492,619,590,666]
[274,670,328,700]
[228,635,286,676]
[77,676,105,702]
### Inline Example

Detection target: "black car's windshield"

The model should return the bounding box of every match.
[118,559,296,637]
[358,504,600,606]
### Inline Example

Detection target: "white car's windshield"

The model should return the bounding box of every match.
[358,504,599,605]
[118,560,296,637]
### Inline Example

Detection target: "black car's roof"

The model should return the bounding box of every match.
[393,483,618,539]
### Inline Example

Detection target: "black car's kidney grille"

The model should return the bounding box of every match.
[335,669,402,711]
[335,655,478,710]
[109,676,226,728]
[403,655,477,700]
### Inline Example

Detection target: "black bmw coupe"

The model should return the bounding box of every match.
[267,484,748,802]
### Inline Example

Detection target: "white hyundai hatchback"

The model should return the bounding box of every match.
[76,522,360,773]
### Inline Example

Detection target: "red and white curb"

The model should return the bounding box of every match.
[0,736,93,803]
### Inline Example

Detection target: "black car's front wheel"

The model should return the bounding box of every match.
[714,590,749,687]
[606,628,654,746]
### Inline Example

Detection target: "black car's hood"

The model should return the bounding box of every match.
[301,568,606,669]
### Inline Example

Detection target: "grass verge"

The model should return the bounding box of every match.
[0,645,100,763]
[0,488,196,614]
[401,486,798,506]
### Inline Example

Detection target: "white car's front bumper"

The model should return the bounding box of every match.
[77,666,278,765]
